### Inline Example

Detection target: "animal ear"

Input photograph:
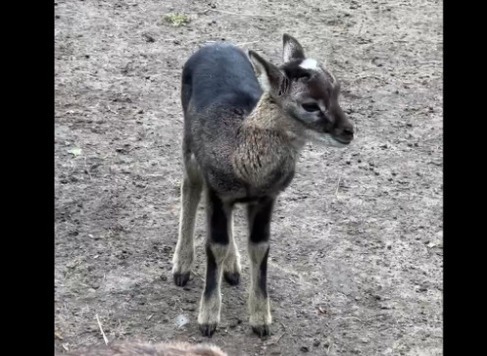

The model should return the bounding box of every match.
[283,33,305,63]
[248,50,284,94]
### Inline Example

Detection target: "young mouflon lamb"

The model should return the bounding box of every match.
[172,34,354,337]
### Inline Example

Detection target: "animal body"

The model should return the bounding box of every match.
[56,341,227,356]
[172,34,354,337]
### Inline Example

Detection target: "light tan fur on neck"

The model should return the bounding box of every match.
[244,93,303,136]
[231,94,304,187]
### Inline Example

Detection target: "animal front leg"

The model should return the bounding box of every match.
[247,197,274,337]
[198,188,232,337]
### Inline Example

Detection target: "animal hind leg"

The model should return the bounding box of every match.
[172,153,203,286]
[223,211,241,286]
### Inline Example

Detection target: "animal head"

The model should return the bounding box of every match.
[248,34,354,147]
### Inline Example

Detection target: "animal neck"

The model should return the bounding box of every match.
[244,93,303,140]
[232,93,304,188]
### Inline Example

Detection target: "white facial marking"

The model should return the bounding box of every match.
[300,58,337,84]
[299,58,320,71]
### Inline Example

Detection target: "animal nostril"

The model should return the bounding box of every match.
[343,127,354,137]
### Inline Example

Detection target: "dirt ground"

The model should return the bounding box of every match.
[54,0,443,355]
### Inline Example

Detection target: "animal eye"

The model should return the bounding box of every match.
[301,103,321,112]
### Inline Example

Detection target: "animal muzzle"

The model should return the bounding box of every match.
[331,123,354,144]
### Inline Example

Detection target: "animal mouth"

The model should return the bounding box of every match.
[331,136,352,145]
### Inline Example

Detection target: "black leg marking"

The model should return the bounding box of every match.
[247,197,274,337]
[203,244,218,299]
[203,189,229,298]
[248,197,274,244]
[198,188,233,337]
[207,188,230,245]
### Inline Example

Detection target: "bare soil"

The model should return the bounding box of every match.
[55,0,443,355]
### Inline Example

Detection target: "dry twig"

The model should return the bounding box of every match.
[96,314,109,345]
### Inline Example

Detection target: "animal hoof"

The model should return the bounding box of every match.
[252,324,270,338]
[173,272,190,287]
[199,323,218,337]
[223,271,240,286]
